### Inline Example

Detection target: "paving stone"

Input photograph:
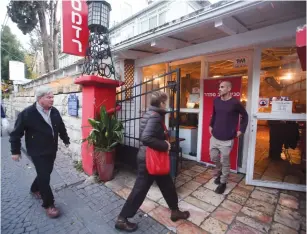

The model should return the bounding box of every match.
[238,180,255,191]
[278,193,299,210]
[181,180,202,191]
[240,207,272,224]
[157,197,168,208]
[198,171,214,180]
[236,213,270,233]
[226,221,262,234]
[211,207,236,224]
[192,187,225,206]
[175,179,185,188]
[104,180,124,192]
[274,205,301,230]
[201,217,228,234]
[176,174,193,183]
[176,186,194,200]
[146,186,163,202]
[228,173,245,183]
[221,200,243,213]
[184,196,216,212]
[270,222,298,234]
[115,187,131,199]
[250,190,278,205]
[182,169,201,177]
[245,198,276,216]
[178,201,210,226]
[232,186,252,198]
[227,193,248,206]
[140,198,159,214]
[193,176,210,184]
[255,187,279,196]
[148,206,184,229]
[177,222,209,234]
[190,165,207,173]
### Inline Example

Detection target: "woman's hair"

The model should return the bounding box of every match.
[150,91,168,107]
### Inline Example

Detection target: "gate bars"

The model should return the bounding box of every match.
[116,68,181,175]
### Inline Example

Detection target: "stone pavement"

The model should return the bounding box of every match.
[105,161,307,234]
[1,136,171,234]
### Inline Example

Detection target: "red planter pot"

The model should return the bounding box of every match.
[94,150,115,182]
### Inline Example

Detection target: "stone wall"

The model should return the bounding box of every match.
[3,84,83,161]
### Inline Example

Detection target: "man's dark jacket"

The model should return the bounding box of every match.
[10,103,70,156]
[137,106,169,165]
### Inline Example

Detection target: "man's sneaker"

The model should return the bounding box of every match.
[214,176,221,185]
[215,183,226,194]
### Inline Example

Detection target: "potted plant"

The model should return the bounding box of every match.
[83,106,124,181]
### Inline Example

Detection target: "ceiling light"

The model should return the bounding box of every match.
[280,73,292,80]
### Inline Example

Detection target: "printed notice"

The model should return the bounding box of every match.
[271,101,293,113]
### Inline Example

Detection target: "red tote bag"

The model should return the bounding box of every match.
[146,121,170,175]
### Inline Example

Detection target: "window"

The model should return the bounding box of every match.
[170,61,201,109]
[258,47,306,114]
[159,11,166,25]
[149,15,157,29]
[140,19,149,33]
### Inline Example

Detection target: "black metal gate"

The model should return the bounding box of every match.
[116,68,181,177]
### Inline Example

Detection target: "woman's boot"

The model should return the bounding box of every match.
[115,216,138,232]
[170,209,190,222]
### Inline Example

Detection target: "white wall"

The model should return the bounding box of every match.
[3,90,83,162]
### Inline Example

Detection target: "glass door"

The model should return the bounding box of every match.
[246,47,306,191]
[203,50,253,173]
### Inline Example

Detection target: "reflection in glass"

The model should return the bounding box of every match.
[254,120,306,185]
[170,62,201,109]
[258,47,306,114]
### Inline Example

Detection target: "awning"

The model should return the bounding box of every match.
[296,25,306,71]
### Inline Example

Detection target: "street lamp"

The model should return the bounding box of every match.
[82,0,116,79]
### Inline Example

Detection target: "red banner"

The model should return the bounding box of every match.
[296,25,306,71]
[61,0,89,56]
[201,77,242,171]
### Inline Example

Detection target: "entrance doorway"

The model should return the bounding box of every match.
[201,50,253,173]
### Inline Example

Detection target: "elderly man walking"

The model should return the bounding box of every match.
[10,86,70,218]
[209,81,248,194]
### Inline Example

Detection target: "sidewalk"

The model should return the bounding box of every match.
[1,136,171,234]
[2,133,306,234]
[105,161,306,234]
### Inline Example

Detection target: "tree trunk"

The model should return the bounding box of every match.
[52,0,59,69]
[37,3,53,73]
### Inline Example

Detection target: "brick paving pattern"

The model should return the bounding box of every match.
[1,136,172,234]
[2,134,305,234]
[106,160,306,234]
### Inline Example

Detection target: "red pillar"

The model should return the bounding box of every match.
[75,75,122,175]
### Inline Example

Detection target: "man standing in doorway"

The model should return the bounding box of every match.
[209,81,248,194]
[10,86,70,218]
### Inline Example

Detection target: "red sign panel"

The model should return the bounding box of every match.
[61,0,89,56]
[201,77,242,171]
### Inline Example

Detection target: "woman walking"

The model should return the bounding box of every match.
[115,91,190,232]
